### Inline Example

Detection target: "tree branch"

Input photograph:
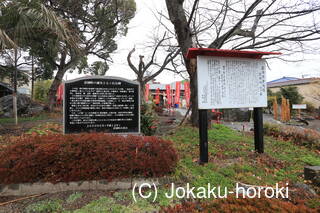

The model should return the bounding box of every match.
[127,47,139,75]
[144,49,181,83]
[209,0,263,48]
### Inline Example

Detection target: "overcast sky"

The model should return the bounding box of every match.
[66,0,320,83]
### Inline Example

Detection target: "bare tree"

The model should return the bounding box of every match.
[127,33,180,102]
[164,0,320,126]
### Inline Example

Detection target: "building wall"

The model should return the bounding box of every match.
[269,82,320,108]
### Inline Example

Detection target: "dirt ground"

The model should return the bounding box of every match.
[0,118,62,136]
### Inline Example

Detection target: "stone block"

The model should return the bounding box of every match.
[0,184,21,196]
[304,166,320,184]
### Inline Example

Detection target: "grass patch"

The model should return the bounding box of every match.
[25,199,63,213]
[67,192,83,203]
[25,123,62,135]
[70,196,156,213]
[0,114,49,125]
[71,196,130,213]
[167,124,320,187]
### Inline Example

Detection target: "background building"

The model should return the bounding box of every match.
[268,77,320,107]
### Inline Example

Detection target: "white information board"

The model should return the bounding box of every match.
[197,56,267,109]
[292,104,307,109]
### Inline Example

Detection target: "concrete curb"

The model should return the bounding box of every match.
[0,178,161,196]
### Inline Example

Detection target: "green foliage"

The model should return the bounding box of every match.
[25,122,62,135]
[300,155,320,166]
[161,197,317,212]
[168,124,320,187]
[34,80,52,102]
[67,192,83,203]
[141,102,158,136]
[268,87,304,104]
[0,0,61,86]
[306,198,320,209]
[113,191,131,202]
[1,0,136,106]
[25,199,63,213]
[279,86,304,105]
[0,65,29,86]
[0,113,49,124]
[42,0,137,74]
[82,61,109,76]
[267,88,274,97]
[72,196,130,213]
[267,89,277,113]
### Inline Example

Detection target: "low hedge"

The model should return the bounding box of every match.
[0,133,178,184]
[160,197,317,213]
[264,123,320,150]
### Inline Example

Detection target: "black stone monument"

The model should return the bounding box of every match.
[63,76,140,134]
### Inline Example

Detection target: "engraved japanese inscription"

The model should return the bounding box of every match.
[63,77,140,134]
[197,56,267,109]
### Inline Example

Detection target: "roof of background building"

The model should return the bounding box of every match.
[267,76,300,84]
[267,77,320,88]
[0,82,13,91]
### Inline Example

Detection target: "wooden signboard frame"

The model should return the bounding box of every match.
[186,48,281,163]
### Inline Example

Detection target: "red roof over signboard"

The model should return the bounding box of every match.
[186,48,281,59]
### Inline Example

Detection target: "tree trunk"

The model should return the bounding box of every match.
[140,80,145,104]
[48,67,66,111]
[31,55,34,100]
[47,48,79,111]
[190,70,199,126]
[13,49,18,125]
[165,0,197,125]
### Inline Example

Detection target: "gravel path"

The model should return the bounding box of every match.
[223,113,320,132]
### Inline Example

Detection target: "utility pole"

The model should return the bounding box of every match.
[31,55,34,100]
[13,48,18,125]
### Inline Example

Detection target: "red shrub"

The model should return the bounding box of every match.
[160,197,317,213]
[0,133,178,184]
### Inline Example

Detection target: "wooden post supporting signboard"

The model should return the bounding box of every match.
[253,108,264,153]
[199,109,208,163]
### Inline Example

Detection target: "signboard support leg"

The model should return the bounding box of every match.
[199,109,208,163]
[253,108,264,153]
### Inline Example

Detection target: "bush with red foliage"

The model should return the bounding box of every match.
[160,197,317,213]
[0,133,178,184]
